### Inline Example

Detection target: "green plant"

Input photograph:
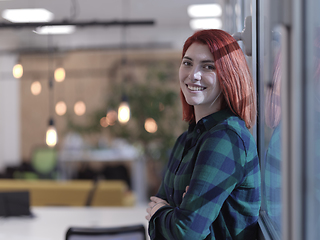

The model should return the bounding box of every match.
[67,58,187,163]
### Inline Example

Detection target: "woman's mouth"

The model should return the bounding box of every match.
[187,84,206,91]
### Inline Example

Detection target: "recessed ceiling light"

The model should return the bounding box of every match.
[188,4,222,18]
[33,25,76,35]
[190,18,222,30]
[2,8,54,23]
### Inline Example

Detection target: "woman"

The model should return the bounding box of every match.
[146,29,261,240]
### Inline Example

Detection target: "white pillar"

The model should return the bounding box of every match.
[0,54,21,172]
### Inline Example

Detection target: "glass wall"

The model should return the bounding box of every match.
[255,0,283,238]
[306,0,320,238]
[256,0,320,239]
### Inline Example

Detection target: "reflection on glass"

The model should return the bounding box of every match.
[263,32,282,233]
[314,27,320,239]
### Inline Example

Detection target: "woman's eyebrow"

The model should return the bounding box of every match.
[201,60,215,64]
[183,56,214,64]
[183,56,193,61]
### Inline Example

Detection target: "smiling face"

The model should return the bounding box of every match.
[179,43,222,122]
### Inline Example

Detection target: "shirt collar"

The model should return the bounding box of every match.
[189,108,235,133]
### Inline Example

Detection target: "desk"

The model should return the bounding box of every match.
[0,206,149,240]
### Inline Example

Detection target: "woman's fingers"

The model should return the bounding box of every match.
[150,196,164,203]
[182,185,189,198]
[148,201,155,208]
[146,196,170,221]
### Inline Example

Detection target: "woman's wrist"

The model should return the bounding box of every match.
[151,202,164,209]
[151,201,168,215]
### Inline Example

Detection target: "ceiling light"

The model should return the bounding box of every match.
[74,101,86,116]
[55,101,67,116]
[118,101,130,124]
[188,4,222,18]
[190,18,222,30]
[46,119,58,147]
[106,110,117,126]
[54,67,66,82]
[33,25,76,35]
[100,117,109,128]
[144,118,158,133]
[31,81,42,95]
[2,8,54,23]
[13,63,23,78]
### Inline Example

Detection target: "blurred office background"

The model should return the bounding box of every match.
[0,0,250,203]
[1,1,320,240]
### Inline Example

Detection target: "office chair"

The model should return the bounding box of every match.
[65,224,146,240]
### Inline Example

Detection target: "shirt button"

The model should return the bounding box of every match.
[197,129,200,133]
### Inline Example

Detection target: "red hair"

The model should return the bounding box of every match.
[180,29,256,129]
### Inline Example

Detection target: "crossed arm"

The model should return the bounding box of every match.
[145,186,189,221]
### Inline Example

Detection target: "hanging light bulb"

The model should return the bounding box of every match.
[144,118,158,133]
[55,101,67,116]
[13,63,23,78]
[106,110,117,126]
[54,67,66,82]
[100,117,109,128]
[31,81,42,95]
[46,119,58,147]
[74,101,86,116]
[118,96,130,124]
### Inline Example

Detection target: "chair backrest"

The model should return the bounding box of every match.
[31,147,57,178]
[0,191,31,217]
[65,224,146,240]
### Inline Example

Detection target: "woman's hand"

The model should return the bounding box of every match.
[145,196,169,221]
[182,186,189,199]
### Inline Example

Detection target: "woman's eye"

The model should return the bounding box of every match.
[182,61,192,66]
[204,65,216,70]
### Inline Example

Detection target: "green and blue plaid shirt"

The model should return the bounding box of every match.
[149,108,261,240]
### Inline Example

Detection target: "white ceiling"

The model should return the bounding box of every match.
[0,0,222,53]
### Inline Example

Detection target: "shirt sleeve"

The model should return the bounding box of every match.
[155,181,167,201]
[155,132,188,202]
[149,129,246,240]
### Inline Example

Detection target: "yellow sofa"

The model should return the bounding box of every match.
[0,179,135,206]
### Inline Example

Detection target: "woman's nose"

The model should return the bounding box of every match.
[190,67,201,81]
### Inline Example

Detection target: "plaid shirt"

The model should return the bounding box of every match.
[148,108,261,240]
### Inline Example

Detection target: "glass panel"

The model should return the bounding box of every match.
[312,0,320,238]
[263,30,282,232]
[258,0,282,237]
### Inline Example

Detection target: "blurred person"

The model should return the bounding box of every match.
[146,29,261,240]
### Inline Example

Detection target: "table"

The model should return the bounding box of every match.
[0,206,149,240]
